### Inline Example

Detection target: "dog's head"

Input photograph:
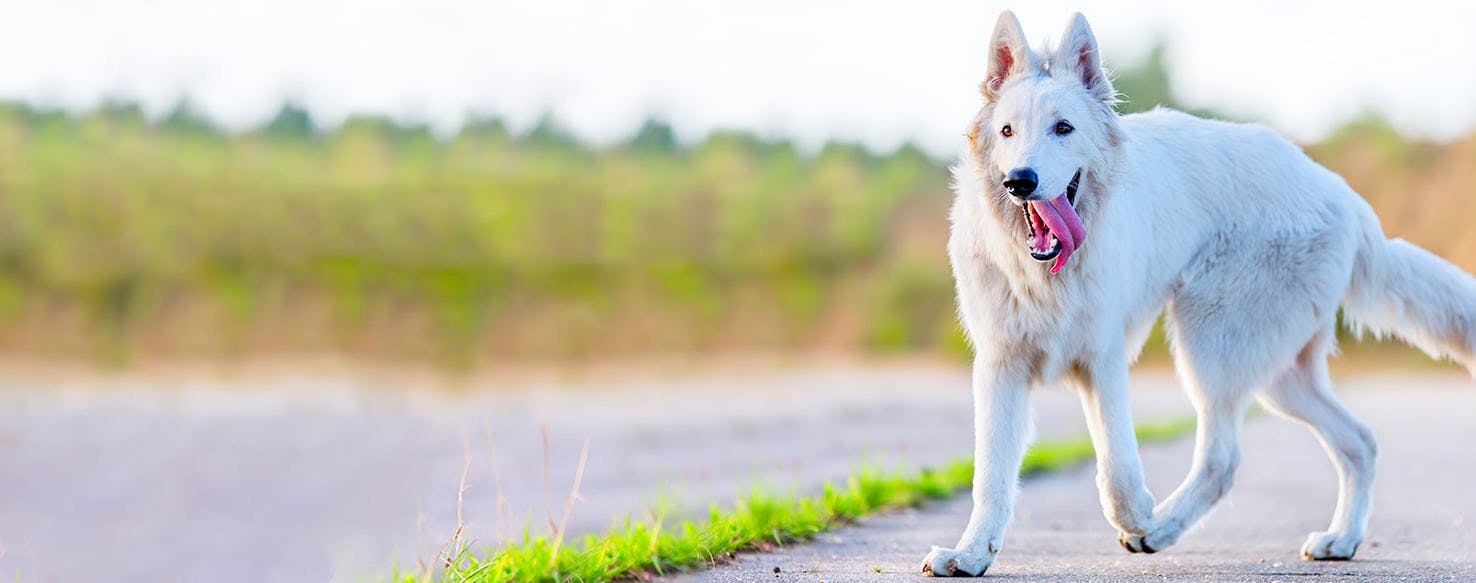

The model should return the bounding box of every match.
[966,11,1122,274]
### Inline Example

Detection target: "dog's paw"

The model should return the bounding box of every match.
[1117,532,1157,554]
[1300,530,1360,561]
[1118,526,1179,555]
[921,546,992,577]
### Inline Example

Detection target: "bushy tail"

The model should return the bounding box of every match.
[1343,205,1476,370]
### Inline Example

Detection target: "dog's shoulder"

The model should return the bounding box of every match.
[1121,107,1287,147]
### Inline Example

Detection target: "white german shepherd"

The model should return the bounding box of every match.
[923,10,1476,576]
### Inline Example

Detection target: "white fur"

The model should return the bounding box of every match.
[922,11,1476,577]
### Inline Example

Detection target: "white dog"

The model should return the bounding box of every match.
[923,10,1476,576]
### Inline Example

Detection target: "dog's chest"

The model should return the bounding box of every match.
[955,258,1094,362]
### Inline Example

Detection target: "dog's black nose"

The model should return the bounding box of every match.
[1003,168,1038,198]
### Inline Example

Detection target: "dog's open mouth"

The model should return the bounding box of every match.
[1020,170,1086,274]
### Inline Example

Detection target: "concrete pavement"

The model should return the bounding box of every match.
[1,366,1468,582]
[0,365,1188,583]
[682,375,1476,582]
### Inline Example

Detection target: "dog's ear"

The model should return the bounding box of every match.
[1056,12,1115,103]
[984,11,1034,102]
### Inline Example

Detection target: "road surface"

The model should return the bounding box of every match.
[0,364,1187,582]
[681,375,1476,582]
[0,365,1467,582]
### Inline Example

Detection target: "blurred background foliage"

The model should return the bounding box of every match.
[0,46,1468,369]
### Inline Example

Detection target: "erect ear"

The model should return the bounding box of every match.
[984,11,1035,102]
[1055,12,1115,103]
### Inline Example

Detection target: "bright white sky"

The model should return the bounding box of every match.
[4,0,1474,155]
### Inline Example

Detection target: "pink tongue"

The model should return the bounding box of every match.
[1030,194,1087,274]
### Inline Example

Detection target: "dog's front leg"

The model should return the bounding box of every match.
[1072,346,1156,544]
[922,360,1030,577]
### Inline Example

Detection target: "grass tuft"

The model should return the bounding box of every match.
[394,418,1195,583]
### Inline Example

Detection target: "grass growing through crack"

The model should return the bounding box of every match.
[391,417,1195,583]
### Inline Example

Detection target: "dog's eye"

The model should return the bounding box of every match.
[1000,124,1013,138]
[1055,121,1074,136]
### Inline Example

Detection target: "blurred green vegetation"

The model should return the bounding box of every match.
[0,48,1466,368]
[0,100,958,366]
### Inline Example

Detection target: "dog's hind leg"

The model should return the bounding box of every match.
[1122,224,1355,554]
[1257,337,1377,560]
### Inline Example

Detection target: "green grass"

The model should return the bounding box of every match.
[393,418,1196,583]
